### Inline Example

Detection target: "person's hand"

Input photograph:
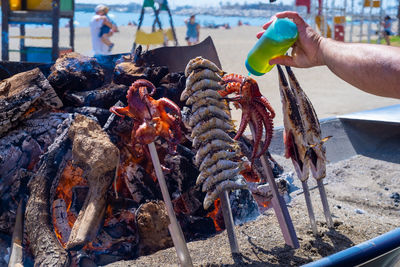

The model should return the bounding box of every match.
[257,11,325,68]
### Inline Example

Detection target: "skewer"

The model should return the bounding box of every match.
[249,123,299,248]
[8,199,24,267]
[301,181,318,235]
[148,142,193,267]
[317,179,334,228]
[219,190,240,254]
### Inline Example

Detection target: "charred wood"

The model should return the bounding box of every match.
[25,125,71,267]
[64,107,111,127]
[63,83,128,109]
[66,114,120,250]
[47,52,105,98]
[0,113,73,234]
[113,61,169,88]
[52,199,71,246]
[0,68,62,137]
[113,62,146,86]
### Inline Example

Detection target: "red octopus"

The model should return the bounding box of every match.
[219,74,275,163]
[110,79,182,151]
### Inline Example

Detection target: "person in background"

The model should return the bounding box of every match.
[98,5,119,52]
[90,4,116,56]
[185,14,200,46]
[381,15,393,45]
[258,11,400,99]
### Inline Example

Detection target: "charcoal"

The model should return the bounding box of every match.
[113,62,146,86]
[48,52,105,97]
[63,83,128,108]
[0,68,62,137]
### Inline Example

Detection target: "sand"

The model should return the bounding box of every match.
[6,25,399,128]
[105,154,400,266]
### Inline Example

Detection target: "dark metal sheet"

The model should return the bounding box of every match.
[142,36,222,72]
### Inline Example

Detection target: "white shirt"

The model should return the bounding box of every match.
[90,14,109,56]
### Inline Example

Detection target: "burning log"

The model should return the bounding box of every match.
[63,106,111,127]
[66,114,120,250]
[0,112,73,235]
[135,201,173,255]
[113,61,169,88]
[63,83,128,109]
[47,52,105,98]
[52,199,71,246]
[113,62,146,86]
[0,68,63,137]
[25,124,71,267]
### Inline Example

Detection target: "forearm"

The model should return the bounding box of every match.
[319,38,400,99]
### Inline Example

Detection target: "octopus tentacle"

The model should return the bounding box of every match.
[234,111,250,140]
[133,79,157,96]
[254,103,274,158]
[158,98,182,121]
[250,110,263,162]
[255,96,276,119]
[222,73,245,84]
[219,82,241,97]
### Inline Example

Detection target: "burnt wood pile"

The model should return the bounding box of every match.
[0,51,286,266]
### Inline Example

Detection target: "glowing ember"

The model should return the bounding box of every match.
[55,161,87,230]
[206,198,223,232]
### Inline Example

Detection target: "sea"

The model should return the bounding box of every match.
[59,11,269,28]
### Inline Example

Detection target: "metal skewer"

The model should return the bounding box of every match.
[219,190,240,254]
[8,199,24,267]
[317,179,334,228]
[249,123,299,248]
[148,142,193,267]
[301,181,318,235]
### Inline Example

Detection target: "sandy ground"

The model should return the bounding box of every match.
[105,154,400,266]
[5,25,399,128]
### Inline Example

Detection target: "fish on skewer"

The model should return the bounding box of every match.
[284,66,333,228]
[183,57,246,210]
[277,65,317,234]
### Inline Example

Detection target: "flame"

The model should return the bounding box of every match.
[206,198,223,232]
[260,200,271,208]
[22,106,37,119]
[54,161,87,240]
[240,162,260,183]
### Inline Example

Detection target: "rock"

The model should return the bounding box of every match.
[136,200,173,256]
[355,208,365,214]
[390,192,400,200]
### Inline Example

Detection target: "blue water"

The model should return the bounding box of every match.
[58,11,268,28]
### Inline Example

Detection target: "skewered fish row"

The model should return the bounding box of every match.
[182,57,246,209]
[277,65,333,233]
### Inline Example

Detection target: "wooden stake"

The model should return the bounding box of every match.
[249,123,299,248]
[219,190,240,254]
[148,142,193,267]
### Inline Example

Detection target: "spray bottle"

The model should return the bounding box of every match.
[245,18,298,76]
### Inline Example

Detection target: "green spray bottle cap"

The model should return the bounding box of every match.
[246,18,298,76]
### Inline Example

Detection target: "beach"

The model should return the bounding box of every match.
[6,24,398,127]
[3,22,400,267]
